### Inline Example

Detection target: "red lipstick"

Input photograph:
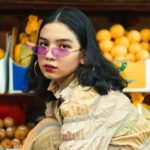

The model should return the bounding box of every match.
[43,64,57,72]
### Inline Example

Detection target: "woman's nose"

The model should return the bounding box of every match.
[45,47,55,59]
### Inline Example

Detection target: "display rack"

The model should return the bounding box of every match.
[0,1,150,146]
[0,1,150,96]
[0,1,150,12]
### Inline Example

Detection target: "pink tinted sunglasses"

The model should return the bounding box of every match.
[31,45,79,58]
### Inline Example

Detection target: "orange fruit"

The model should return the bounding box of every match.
[110,24,125,39]
[135,50,150,61]
[128,43,141,54]
[114,55,126,61]
[111,45,127,58]
[103,52,113,61]
[127,30,141,43]
[0,48,5,59]
[125,53,135,62]
[115,36,130,48]
[140,28,150,42]
[96,29,111,41]
[140,42,150,51]
[99,40,113,53]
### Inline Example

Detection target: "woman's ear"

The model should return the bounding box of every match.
[79,52,85,64]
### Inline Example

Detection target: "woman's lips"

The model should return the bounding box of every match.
[43,64,57,72]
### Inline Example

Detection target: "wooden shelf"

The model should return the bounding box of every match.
[0,1,150,96]
[0,1,150,12]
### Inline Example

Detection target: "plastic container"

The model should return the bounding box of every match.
[0,33,10,94]
[8,28,30,94]
[8,58,29,94]
[119,59,150,92]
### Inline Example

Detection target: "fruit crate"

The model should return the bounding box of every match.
[0,32,10,94]
[114,59,150,92]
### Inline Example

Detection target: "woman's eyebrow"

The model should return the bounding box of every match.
[39,36,48,41]
[39,37,73,43]
[56,38,73,43]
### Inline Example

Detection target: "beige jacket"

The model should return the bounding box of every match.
[22,118,61,150]
[47,77,150,150]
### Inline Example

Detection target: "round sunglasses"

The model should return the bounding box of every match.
[31,46,79,58]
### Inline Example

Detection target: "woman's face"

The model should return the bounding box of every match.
[37,22,83,84]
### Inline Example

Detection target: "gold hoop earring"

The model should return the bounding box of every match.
[34,60,40,78]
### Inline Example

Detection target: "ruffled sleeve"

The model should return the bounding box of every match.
[59,86,133,150]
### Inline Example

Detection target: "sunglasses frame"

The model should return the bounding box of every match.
[31,45,80,58]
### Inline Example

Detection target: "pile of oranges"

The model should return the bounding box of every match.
[96,24,150,62]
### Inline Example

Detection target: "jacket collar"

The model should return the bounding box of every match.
[47,74,77,99]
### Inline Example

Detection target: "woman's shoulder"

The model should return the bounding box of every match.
[107,90,130,101]
[100,90,132,108]
[61,79,132,110]
[70,82,130,103]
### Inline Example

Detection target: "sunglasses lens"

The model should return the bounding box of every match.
[52,48,69,57]
[31,46,70,57]
[32,46,46,56]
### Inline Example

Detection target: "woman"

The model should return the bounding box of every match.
[22,7,150,150]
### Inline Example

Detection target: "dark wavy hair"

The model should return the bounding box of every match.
[29,7,127,100]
